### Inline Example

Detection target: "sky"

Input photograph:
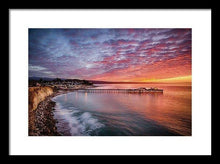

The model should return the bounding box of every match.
[29,28,191,83]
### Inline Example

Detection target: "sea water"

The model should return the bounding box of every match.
[52,84,191,136]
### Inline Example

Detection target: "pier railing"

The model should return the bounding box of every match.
[77,88,163,93]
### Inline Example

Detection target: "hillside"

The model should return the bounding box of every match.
[29,86,54,111]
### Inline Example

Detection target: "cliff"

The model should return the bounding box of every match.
[29,86,54,111]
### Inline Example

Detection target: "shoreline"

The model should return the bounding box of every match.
[29,85,95,136]
[29,84,164,136]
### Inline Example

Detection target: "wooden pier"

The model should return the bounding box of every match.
[77,88,163,93]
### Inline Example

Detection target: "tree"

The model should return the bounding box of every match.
[53,78,62,82]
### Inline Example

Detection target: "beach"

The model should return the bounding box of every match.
[28,86,94,136]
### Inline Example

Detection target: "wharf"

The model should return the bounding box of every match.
[77,88,163,93]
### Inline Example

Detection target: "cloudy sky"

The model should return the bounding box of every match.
[29,28,191,82]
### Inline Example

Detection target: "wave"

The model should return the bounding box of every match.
[53,102,104,136]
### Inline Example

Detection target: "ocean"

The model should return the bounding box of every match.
[52,83,191,136]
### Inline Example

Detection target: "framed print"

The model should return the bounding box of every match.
[9,9,211,155]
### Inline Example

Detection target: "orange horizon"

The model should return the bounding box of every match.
[140,75,192,83]
[89,75,192,84]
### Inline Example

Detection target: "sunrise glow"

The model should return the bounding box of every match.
[141,75,192,83]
